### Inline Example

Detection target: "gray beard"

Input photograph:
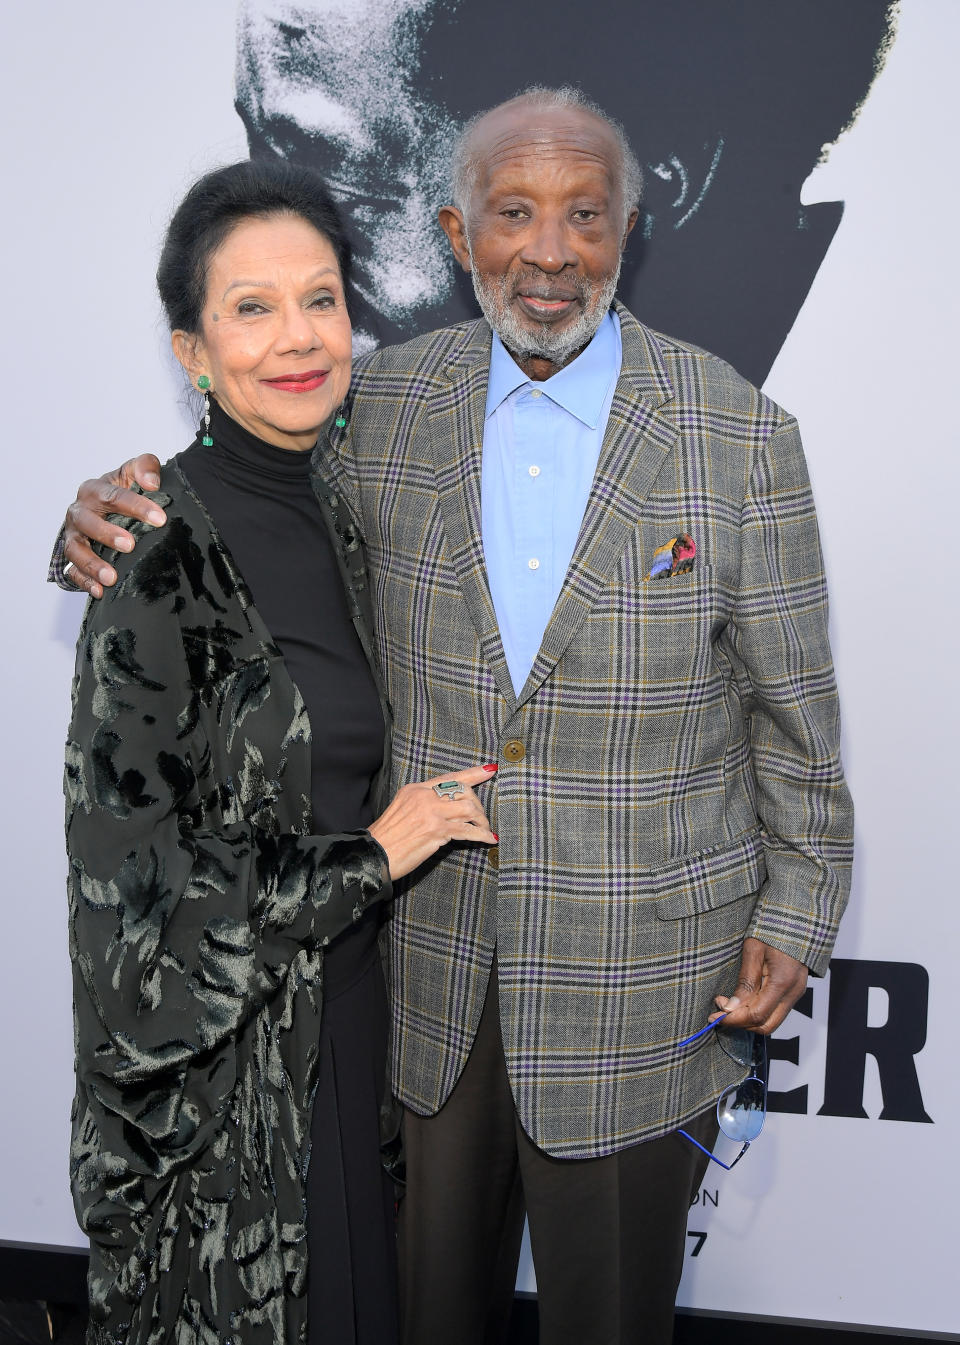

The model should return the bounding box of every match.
[468,249,621,369]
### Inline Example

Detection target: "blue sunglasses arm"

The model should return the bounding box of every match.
[677,1127,750,1172]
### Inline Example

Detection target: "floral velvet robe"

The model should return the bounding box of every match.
[64,458,391,1345]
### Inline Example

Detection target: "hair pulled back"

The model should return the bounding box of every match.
[157,158,352,334]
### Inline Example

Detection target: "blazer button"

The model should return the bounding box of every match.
[487,845,500,869]
[503,739,525,762]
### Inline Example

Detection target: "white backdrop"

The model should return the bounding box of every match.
[1,2,956,1336]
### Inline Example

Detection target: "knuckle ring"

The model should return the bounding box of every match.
[432,780,465,799]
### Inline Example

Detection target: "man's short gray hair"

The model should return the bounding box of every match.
[449,86,643,227]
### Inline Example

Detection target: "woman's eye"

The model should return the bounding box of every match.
[309,293,337,309]
[236,300,267,316]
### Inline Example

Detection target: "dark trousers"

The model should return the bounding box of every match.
[398,965,716,1345]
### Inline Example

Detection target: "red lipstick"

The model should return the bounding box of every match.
[261,369,329,393]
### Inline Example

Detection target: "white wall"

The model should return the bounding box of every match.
[0,0,246,1247]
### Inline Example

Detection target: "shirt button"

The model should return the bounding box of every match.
[530,388,543,398]
[503,739,525,762]
[528,558,540,570]
[528,465,541,477]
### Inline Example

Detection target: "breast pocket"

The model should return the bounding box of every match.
[631,564,725,690]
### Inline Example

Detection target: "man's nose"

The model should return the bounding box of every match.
[519,216,577,273]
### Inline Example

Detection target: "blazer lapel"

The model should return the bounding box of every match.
[517,305,679,706]
[429,319,517,709]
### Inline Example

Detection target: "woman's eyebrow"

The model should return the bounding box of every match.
[221,266,340,300]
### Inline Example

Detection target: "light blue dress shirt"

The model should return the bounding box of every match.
[481,310,623,694]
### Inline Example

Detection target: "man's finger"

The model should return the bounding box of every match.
[65,563,103,599]
[89,482,167,529]
[713,937,765,1011]
[64,532,119,590]
[721,988,794,1035]
[119,454,163,492]
[713,938,808,1034]
[66,501,138,555]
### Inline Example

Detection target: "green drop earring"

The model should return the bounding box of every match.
[335,410,346,429]
[197,375,213,446]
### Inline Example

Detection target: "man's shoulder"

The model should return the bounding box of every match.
[616,304,792,425]
[351,318,491,388]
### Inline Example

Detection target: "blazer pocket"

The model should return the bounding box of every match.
[642,561,717,589]
[632,564,725,686]
[653,828,766,920]
[638,563,719,614]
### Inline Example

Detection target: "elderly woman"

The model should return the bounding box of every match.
[64,160,495,1345]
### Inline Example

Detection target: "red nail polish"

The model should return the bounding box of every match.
[483,763,498,771]
[492,834,498,842]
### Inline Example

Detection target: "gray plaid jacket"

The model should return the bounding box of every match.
[329,302,853,1159]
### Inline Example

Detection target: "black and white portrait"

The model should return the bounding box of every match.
[236,0,896,382]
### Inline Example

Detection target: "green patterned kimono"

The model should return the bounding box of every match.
[64,458,391,1345]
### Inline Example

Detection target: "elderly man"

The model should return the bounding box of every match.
[58,88,852,1345]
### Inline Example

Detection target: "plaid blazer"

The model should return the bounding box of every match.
[330,302,853,1159]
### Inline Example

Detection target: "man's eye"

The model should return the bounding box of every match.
[574,210,598,221]
[500,209,527,220]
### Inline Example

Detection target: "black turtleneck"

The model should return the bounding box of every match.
[178,399,385,995]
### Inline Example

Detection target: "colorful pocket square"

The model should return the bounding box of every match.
[647,532,696,579]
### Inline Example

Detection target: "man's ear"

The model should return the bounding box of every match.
[621,207,640,251]
[171,329,207,384]
[438,205,472,273]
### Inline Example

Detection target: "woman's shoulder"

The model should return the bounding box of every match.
[93,457,223,613]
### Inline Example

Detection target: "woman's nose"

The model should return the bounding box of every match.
[277,301,318,351]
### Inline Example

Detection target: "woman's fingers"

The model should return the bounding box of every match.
[423,765,496,832]
[425,764,498,789]
[368,764,497,880]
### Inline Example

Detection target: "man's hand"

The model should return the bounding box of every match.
[64,455,166,597]
[709,936,808,1035]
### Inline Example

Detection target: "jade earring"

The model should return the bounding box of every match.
[197,375,213,446]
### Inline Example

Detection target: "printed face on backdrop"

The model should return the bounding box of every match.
[236,0,459,354]
[437,103,639,374]
[172,215,353,451]
[235,0,897,385]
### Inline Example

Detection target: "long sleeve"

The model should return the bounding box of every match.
[723,417,854,974]
[66,507,390,1176]
[47,524,69,583]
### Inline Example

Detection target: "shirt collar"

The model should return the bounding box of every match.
[484,309,622,429]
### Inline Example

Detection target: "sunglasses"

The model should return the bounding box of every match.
[677,1020,768,1171]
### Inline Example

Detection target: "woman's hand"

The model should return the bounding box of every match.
[369,765,498,880]
[64,455,167,597]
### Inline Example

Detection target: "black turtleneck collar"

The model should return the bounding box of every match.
[198,397,317,483]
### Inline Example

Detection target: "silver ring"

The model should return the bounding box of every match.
[63,561,75,576]
[432,780,465,799]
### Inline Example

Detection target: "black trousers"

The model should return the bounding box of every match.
[398,965,716,1345]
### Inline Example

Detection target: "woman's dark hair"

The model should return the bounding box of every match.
[156,158,352,334]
